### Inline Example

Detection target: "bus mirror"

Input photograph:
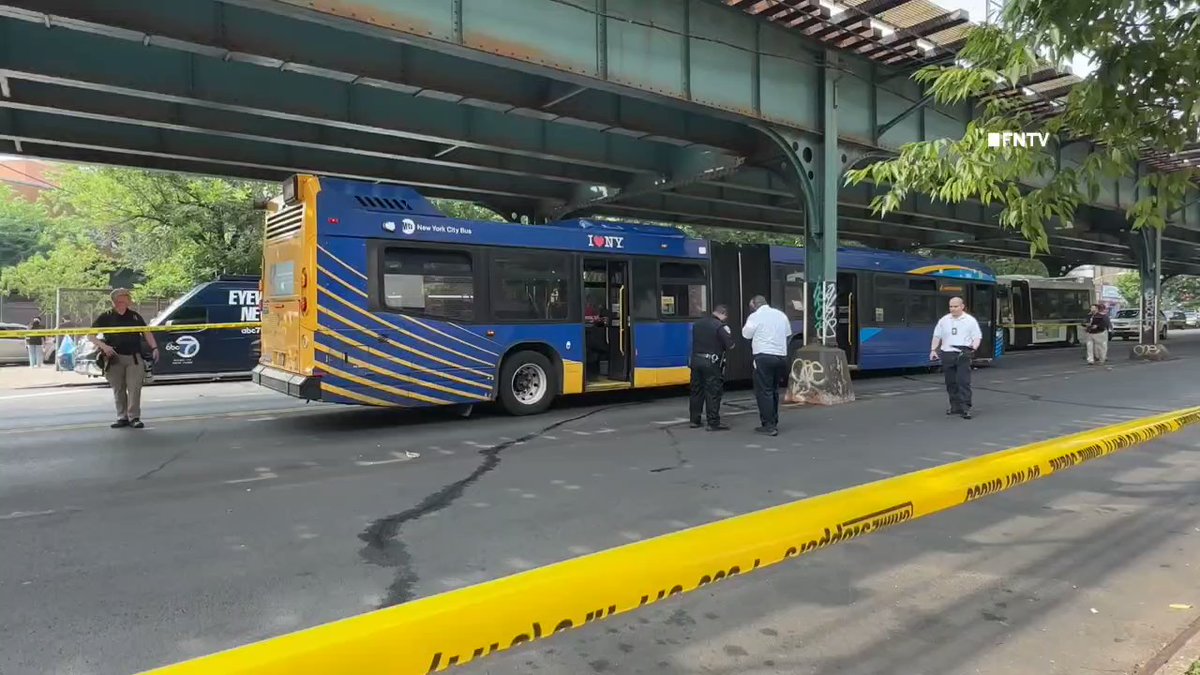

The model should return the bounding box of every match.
[282,176,300,205]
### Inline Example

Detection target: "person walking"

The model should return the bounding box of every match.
[742,295,792,436]
[689,304,735,431]
[25,318,44,368]
[89,288,160,429]
[930,296,982,419]
[1083,303,1110,365]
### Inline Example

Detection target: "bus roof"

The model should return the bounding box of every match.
[769,245,997,281]
[316,177,709,259]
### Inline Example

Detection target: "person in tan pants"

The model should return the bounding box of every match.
[89,288,160,429]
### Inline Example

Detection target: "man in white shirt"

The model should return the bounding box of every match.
[930,296,982,419]
[742,295,792,436]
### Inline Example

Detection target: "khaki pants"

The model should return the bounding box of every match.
[1085,331,1109,363]
[105,353,144,420]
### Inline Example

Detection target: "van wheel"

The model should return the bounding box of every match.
[499,351,557,416]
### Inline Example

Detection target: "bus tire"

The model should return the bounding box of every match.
[499,350,557,416]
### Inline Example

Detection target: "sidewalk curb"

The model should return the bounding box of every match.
[1140,612,1200,675]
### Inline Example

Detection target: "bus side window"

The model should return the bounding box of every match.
[658,262,707,319]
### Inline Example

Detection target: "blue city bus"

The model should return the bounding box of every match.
[253,175,999,415]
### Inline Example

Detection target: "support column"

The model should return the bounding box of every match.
[1132,226,1168,360]
[792,51,853,405]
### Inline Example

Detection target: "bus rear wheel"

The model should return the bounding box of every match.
[499,351,557,416]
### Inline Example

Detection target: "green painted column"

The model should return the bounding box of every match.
[791,51,854,405]
[805,50,841,348]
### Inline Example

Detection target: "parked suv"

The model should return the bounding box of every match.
[1110,308,1168,340]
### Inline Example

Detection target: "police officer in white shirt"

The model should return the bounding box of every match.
[930,296,982,419]
[742,295,792,436]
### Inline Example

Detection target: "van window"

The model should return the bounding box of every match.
[168,306,208,325]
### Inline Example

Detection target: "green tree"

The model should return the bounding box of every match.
[430,198,505,222]
[1115,272,1141,305]
[1163,275,1200,308]
[0,184,55,269]
[44,167,276,297]
[845,0,1199,252]
[0,242,115,312]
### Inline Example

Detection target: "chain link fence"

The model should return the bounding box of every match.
[52,288,171,329]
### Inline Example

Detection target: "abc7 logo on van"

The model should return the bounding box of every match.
[164,335,200,360]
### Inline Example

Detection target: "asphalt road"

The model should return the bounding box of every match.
[1,336,1198,675]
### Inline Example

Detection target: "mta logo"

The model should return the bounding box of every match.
[588,234,625,249]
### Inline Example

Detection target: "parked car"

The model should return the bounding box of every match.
[1110,308,1168,340]
[0,322,53,365]
[1166,310,1188,330]
[1186,311,1199,329]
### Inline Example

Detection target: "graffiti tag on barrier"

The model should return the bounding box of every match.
[1133,343,1166,357]
[793,359,826,388]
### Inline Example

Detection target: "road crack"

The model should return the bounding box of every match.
[359,403,633,608]
[136,443,195,481]
[649,426,687,473]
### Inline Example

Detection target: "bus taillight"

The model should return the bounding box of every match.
[299,296,308,314]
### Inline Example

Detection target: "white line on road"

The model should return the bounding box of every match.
[0,509,57,521]
[225,467,278,484]
[248,416,277,422]
[654,418,690,425]
[0,389,94,401]
[355,451,420,466]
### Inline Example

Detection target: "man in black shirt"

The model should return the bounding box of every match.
[1084,303,1110,365]
[689,304,736,431]
[90,288,159,429]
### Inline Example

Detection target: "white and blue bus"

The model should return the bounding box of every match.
[254,175,1000,414]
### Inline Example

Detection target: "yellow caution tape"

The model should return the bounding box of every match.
[137,405,1200,675]
[3,322,261,339]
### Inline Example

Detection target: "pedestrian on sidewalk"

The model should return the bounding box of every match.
[689,304,735,431]
[88,288,159,429]
[25,318,44,368]
[930,296,981,420]
[1083,303,1110,365]
[742,295,792,436]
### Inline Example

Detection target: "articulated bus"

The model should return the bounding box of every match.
[253,175,1000,415]
[996,275,1095,349]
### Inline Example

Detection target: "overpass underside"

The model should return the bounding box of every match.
[0,0,1198,277]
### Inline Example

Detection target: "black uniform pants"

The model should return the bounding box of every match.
[752,354,789,430]
[939,349,974,411]
[689,355,725,427]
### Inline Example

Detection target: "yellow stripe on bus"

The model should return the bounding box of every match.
[318,264,369,299]
[315,342,489,402]
[139,406,1200,675]
[317,306,493,384]
[316,243,369,282]
[318,362,452,406]
[317,265,499,359]
[320,286,495,368]
[320,382,395,407]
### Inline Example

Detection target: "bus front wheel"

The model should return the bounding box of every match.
[499,351,557,416]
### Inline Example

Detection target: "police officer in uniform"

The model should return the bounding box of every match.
[689,304,735,431]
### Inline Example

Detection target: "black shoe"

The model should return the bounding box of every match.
[946,408,961,416]
[961,410,972,420]
[707,423,730,432]
[111,418,130,428]
[130,419,145,429]
[689,420,703,429]
[755,426,779,436]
